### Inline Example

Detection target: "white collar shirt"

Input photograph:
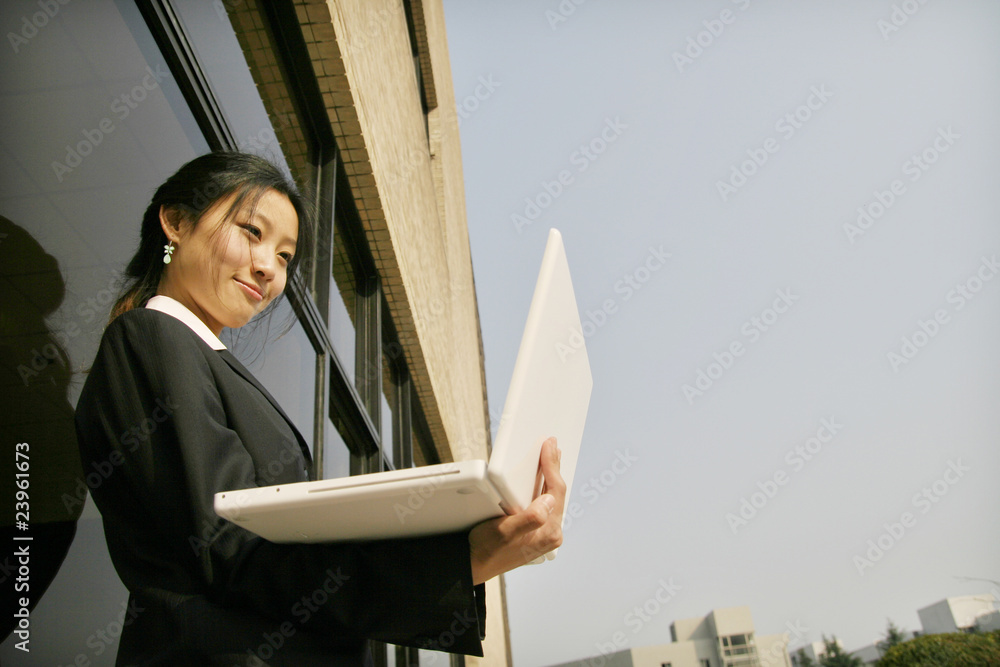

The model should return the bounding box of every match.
[145,294,227,351]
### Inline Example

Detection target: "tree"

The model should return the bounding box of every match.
[877,630,1000,666]
[818,635,863,667]
[877,619,908,655]
[793,648,816,667]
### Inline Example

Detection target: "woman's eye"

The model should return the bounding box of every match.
[242,224,261,238]
[280,252,293,262]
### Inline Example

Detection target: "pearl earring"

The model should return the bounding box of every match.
[163,241,175,264]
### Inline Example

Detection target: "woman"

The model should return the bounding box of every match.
[74,152,564,665]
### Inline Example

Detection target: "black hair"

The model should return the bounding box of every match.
[108,151,314,347]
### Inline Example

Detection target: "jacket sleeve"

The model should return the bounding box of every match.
[75,308,486,656]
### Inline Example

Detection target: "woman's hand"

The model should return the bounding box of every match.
[468,437,566,585]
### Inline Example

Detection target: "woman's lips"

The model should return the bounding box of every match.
[235,278,263,301]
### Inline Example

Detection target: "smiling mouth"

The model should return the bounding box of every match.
[235,279,264,301]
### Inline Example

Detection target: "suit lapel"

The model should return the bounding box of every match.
[215,348,313,468]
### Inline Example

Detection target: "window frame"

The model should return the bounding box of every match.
[136,2,446,663]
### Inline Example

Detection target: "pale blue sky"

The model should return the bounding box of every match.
[442,2,1000,665]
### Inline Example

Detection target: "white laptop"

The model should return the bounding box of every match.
[214,228,593,554]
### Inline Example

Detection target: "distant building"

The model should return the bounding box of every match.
[849,643,882,666]
[918,593,998,634]
[847,593,1000,665]
[550,606,791,667]
[821,592,1000,666]
[788,639,842,666]
[847,631,918,667]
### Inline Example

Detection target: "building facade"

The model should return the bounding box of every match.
[789,592,1000,666]
[846,633,918,667]
[917,593,998,635]
[0,0,508,664]
[789,640,839,667]
[550,607,791,667]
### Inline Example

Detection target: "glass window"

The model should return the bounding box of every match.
[381,347,398,467]
[324,414,351,480]
[172,0,325,314]
[418,648,446,665]
[330,216,359,380]
[0,1,208,406]
[0,0,208,661]
[165,2,323,466]
[225,297,317,457]
[170,0,293,178]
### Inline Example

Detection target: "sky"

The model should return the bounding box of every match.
[440,2,1000,665]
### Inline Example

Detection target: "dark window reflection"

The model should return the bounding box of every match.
[224,298,317,458]
[170,0,293,178]
[381,348,397,467]
[330,218,359,381]
[0,0,207,661]
[324,414,351,480]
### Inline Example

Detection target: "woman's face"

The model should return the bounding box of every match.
[158,187,298,336]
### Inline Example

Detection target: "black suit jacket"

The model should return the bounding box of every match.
[74,307,485,666]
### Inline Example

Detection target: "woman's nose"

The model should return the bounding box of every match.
[253,249,276,281]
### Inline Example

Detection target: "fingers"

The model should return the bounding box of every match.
[469,437,569,584]
[500,493,555,540]
[539,437,567,504]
